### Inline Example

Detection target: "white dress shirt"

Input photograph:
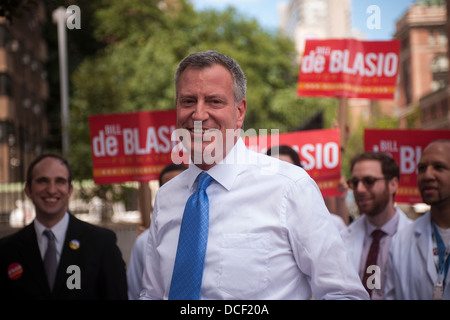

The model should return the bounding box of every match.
[140,139,369,300]
[358,210,399,300]
[127,228,149,300]
[34,212,69,265]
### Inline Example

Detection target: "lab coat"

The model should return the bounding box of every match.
[341,207,412,273]
[385,211,450,299]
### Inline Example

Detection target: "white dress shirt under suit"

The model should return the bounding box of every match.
[140,139,369,300]
[34,212,70,264]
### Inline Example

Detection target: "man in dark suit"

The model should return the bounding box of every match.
[0,154,128,299]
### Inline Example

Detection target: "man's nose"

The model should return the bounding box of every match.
[354,180,368,193]
[46,181,58,193]
[421,165,435,179]
[192,101,209,121]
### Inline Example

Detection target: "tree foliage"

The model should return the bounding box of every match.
[69,0,340,181]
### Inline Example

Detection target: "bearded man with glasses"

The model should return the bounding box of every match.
[341,152,412,300]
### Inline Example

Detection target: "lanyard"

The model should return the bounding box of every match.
[431,221,450,286]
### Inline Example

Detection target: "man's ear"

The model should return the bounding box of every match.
[389,176,399,196]
[24,183,31,198]
[236,98,247,129]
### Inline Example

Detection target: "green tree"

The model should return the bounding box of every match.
[69,0,340,182]
[342,102,400,178]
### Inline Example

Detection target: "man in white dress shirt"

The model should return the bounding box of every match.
[140,50,368,300]
[341,152,412,299]
[127,163,187,300]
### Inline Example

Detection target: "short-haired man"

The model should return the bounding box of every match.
[0,154,128,299]
[140,50,368,300]
[386,140,450,299]
[341,152,412,299]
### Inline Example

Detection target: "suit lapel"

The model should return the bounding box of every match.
[18,223,52,296]
[52,214,83,295]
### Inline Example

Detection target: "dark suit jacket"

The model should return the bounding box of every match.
[0,213,128,299]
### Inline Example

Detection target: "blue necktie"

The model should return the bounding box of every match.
[169,172,213,300]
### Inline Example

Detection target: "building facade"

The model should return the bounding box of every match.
[278,0,380,134]
[0,3,49,183]
[394,0,448,128]
[279,0,352,61]
[418,0,450,129]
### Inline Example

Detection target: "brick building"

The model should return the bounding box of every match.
[418,0,450,129]
[0,3,49,182]
[394,0,448,128]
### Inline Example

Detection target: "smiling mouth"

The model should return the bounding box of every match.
[421,187,437,194]
[190,127,211,134]
[356,198,372,206]
[43,197,59,203]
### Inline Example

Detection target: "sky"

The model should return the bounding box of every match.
[190,0,419,40]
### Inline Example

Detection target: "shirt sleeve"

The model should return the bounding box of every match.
[285,176,369,300]
[127,229,148,300]
[140,200,165,300]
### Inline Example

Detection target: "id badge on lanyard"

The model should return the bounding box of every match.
[432,222,450,300]
[433,273,444,300]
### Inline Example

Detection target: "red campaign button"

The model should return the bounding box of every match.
[7,263,23,280]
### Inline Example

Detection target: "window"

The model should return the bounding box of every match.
[0,121,5,143]
[0,121,14,144]
[438,29,447,45]
[0,73,11,96]
[0,25,10,47]
[431,55,448,73]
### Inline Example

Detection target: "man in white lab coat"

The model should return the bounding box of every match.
[341,152,412,299]
[385,139,450,299]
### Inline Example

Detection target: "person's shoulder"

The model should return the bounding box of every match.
[0,231,15,249]
[0,225,35,260]
[68,214,116,240]
[391,213,427,248]
[341,214,365,240]
[0,224,34,247]
[134,228,149,248]
[250,151,309,182]
[158,168,188,191]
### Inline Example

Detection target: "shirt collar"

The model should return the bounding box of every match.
[365,207,400,237]
[34,212,69,244]
[186,138,248,191]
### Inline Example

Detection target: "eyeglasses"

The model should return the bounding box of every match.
[346,177,387,189]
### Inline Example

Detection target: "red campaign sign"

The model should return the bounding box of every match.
[364,129,450,203]
[297,38,400,99]
[88,110,179,184]
[244,128,341,198]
